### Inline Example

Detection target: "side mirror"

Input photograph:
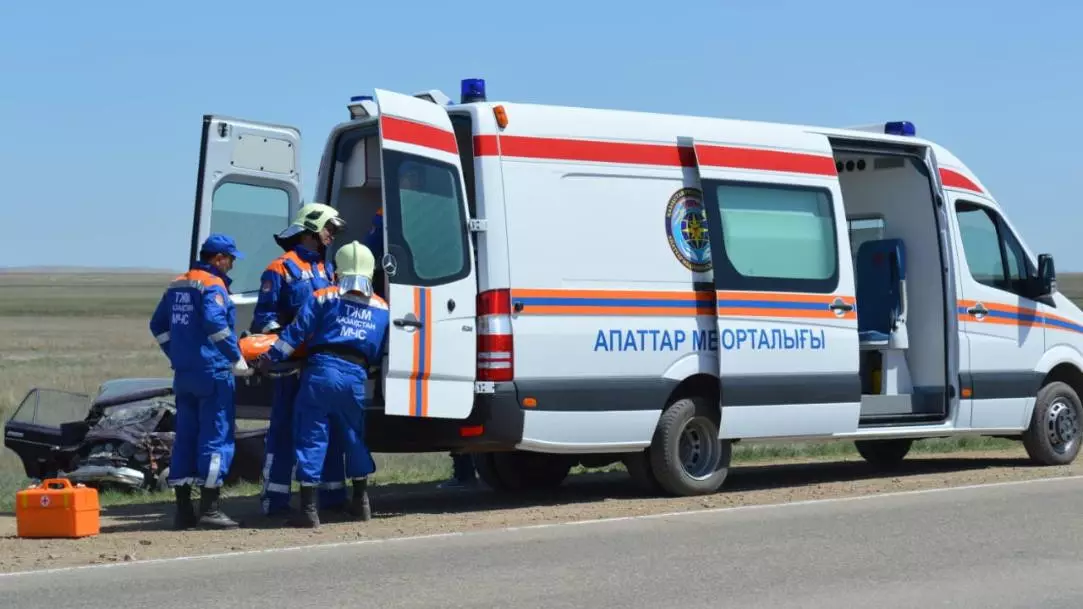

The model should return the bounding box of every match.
[1038,253,1057,296]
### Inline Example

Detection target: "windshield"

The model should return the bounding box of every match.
[93,378,172,406]
[96,401,172,430]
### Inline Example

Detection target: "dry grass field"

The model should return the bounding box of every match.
[4,270,1082,511]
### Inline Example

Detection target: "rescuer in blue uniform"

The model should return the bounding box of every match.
[251,203,350,518]
[255,240,389,529]
[150,234,251,530]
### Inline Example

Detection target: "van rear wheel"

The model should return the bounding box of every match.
[648,396,731,496]
[854,439,913,469]
[475,451,573,492]
[1022,381,1083,466]
[473,453,508,491]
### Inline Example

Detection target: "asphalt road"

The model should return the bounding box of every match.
[4,476,1083,608]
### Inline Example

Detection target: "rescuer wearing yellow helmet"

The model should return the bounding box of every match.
[250,202,350,518]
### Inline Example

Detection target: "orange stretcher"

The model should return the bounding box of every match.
[15,478,100,538]
[240,333,309,361]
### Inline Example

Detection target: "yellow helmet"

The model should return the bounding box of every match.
[274,202,346,249]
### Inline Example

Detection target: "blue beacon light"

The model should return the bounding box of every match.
[461,78,487,103]
[884,121,916,136]
[347,95,375,119]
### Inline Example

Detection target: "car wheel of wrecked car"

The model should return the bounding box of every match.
[156,466,171,493]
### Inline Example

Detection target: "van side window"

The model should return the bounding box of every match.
[382,150,471,286]
[955,200,1034,296]
[703,181,839,293]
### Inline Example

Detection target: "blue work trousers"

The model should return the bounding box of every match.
[293,359,376,487]
[261,372,348,514]
[169,371,236,488]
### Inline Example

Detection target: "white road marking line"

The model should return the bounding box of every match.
[3,473,1081,579]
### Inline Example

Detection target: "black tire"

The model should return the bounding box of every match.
[648,396,731,496]
[1022,381,1083,466]
[155,466,171,493]
[622,450,664,495]
[473,452,509,491]
[854,439,913,469]
[476,451,573,492]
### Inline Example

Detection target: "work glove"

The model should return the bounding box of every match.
[232,358,254,377]
[252,353,274,375]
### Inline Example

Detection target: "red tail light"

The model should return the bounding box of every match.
[477,289,513,382]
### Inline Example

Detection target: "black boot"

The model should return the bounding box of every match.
[173,485,198,530]
[197,487,240,529]
[290,485,320,529]
[347,478,371,522]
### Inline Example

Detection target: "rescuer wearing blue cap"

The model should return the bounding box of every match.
[150,233,251,530]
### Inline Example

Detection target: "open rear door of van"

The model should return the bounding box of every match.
[374,89,478,420]
[689,134,862,439]
[190,115,303,419]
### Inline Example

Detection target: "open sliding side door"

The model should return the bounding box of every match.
[688,134,862,439]
[190,115,303,418]
[374,89,478,420]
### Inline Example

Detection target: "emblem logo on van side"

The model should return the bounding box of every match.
[664,187,712,273]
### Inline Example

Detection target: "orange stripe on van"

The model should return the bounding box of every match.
[511,288,855,321]
[407,287,433,417]
[716,292,857,320]
[957,299,1083,334]
[409,287,421,416]
[421,289,432,418]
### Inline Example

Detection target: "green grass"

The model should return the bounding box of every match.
[0,273,168,318]
[1,271,1081,513]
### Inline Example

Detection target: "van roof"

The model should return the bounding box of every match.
[462,99,992,204]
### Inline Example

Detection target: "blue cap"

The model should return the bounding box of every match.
[200,233,245,259]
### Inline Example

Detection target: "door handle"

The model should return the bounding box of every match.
[828,298,854,313]
[393,318,423,329]
[967,303,988,316]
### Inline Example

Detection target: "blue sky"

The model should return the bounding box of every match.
[2,2,1081,270]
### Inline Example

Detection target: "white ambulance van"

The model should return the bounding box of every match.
[188,78,1083,497]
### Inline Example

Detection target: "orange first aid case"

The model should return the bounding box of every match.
[15,478,100,538]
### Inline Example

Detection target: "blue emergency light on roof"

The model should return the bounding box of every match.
[347,95,376,120]
[884,121,916,136]
[461,78,486,103]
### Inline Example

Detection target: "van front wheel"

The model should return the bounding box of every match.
[1023,381,1083,466]
[648,396,731,496]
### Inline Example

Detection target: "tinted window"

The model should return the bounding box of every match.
[955,203,1004,286]
[382,150,470,286]
[12,389,91,427]
[9,391,37,424]
[209,182,290,294]
[704,181,839,293]
[955,200,1034,295]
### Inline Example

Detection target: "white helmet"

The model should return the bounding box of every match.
[274,202,346,250]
